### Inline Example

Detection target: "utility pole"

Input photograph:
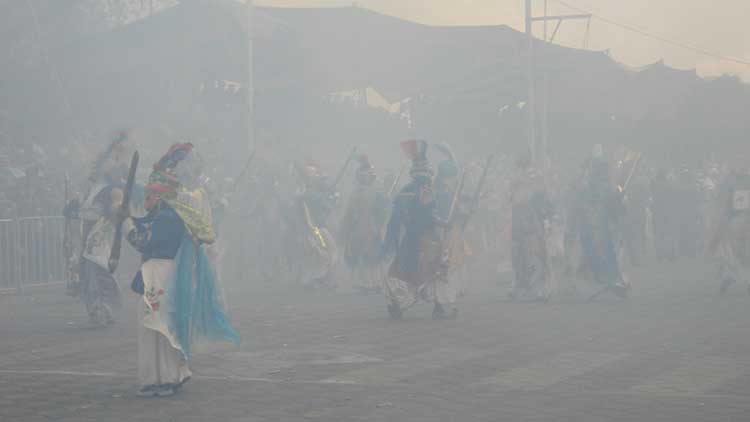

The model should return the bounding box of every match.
[525,0,591,168]
[246,0,255,153]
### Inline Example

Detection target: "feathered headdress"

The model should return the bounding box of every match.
[401,139,432,181]
[435,141,458,180]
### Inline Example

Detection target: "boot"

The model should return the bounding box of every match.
[387,303,402,320]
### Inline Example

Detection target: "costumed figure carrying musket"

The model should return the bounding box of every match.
[289,160,340,290]
[573,145,631,301]
[708,170,750,295]
[382,140,459,320]
[433,142,472,299]
[124,143,239,397]
[340,154,388,294]
[508,157,556,302]
[62,132,132,326]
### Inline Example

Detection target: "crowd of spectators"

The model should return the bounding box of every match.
[0,144,69,219]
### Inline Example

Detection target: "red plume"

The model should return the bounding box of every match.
[400,139,418,160]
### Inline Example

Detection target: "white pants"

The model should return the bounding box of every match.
[137,304,191,388]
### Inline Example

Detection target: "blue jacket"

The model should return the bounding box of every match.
[384,180,436,274]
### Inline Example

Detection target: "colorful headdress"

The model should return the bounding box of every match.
[401,139,432,181]
[147,143,215,244]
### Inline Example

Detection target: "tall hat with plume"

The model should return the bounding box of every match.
[400,139,432,181]
[355,153,376,185]
[434,141,459,180]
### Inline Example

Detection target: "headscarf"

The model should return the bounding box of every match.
[147,143,216,244]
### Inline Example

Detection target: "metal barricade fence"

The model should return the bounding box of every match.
[0,219,18,290]
[15,216,66,287]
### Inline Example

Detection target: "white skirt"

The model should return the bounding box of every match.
[137,259,191,388]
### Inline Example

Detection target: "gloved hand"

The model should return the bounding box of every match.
[62,198,80,218]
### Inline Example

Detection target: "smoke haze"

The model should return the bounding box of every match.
[258,0,750,81]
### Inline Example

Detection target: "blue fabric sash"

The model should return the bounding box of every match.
[170,236,240,358]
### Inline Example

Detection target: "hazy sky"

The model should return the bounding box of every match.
[256,0,750,81]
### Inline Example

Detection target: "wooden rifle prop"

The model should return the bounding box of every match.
[586,152,641,303]
[461,155,495,233]
[108,151,139,273]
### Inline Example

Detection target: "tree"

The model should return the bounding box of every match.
[78,0,178,28]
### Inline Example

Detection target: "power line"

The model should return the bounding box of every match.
[553,0,750,66]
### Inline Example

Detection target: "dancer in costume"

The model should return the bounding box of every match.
[340,155,388,294]
[126,143,239,397]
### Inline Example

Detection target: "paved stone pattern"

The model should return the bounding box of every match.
[1,260,750,421]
